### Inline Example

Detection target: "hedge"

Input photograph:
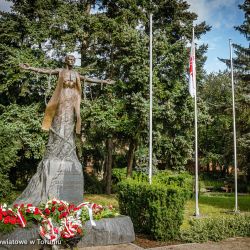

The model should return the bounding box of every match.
[117,178,190,240]
[181,214,250,242]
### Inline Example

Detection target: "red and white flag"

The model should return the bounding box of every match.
[189,28,196,98]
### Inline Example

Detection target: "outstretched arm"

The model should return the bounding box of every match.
[20,63,60,75]
[79,75,115,85]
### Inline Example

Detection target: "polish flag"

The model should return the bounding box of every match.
[189,29,196,98]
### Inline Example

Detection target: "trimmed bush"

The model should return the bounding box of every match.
[113,168,193,195]
[154,171,193,199]
[181,214,250,242]
[117,178,189,240]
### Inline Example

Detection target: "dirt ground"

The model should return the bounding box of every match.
[134,234,184,249]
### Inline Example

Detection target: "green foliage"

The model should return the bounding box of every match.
[0,104,47,189]
[117,175,191,240]
[0,0,211,193]
[112,168,193,196]
[154,171,193,198]
[199,72,233,169]
[217,1,250,180]
[233,1,250,180]
[181,214,250,243]
[112,167,147,192]
[0,222,16,235]
[83,172,104,194]
[198,172,230,192]
[79,0,210,172]
[112,168,127,184]
[0,173,13,202]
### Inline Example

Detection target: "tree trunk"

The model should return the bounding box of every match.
[105,138,113,194]
[127,138,137,177]
[80,0,93,67]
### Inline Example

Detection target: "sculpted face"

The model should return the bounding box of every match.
[65,55,76,67]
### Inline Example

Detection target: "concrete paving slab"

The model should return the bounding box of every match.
[78,237,250,250]
[147,237,250,250]
[79,243,143,250]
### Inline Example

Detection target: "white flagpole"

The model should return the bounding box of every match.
[229,39,238,213]
[193,27,199,217]
[149,13,153,184]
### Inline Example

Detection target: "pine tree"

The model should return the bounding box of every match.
[0,0,211,194]
[90,0,211,173]
[233,0,250,181]
[199,72,233,173]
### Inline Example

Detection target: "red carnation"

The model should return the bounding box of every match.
[69,204,75,211]
[0,214,2,221]
[3,216,10,224]
[27,204,32,207]
[34,208,41,215]
[7,210,14,216]
[51,206,56,212]
[9,217,17,225]
[26,209,31,213]
[13,204,19,208]
[58,205,65,212]
[16,217,21,225]
[44,208,50,215]
[59,211,68,219]
[77,227,82,234]
[50,235,56,240]
[52,201,57,205]
[2,211,7,217]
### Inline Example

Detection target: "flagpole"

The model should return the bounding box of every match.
[149,13,153,184]
[229,39,238,213]
[193,27,199,217]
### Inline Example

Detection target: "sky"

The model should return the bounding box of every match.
[186,0,248,73]
[0,0,248,73]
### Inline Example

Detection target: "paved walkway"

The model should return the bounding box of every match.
[79,237,250,250]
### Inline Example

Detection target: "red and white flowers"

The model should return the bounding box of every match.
[0,198,118,243]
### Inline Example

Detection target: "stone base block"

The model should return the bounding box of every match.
[79,216,135,247]
[0,216,135,250]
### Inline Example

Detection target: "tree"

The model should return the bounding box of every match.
[198,72,233,173]
[233,0,250,180]
[0,0,210,194]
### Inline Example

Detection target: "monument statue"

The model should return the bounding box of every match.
[15,55,111,206]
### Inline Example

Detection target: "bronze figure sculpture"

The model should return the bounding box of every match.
[15,55,111,205]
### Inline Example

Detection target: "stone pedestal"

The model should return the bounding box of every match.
[14,158,83,206]
[79,216,135,247]
[0,216,135,250]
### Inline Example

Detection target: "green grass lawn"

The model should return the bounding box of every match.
[83,192,250,230]
[186,193,250,215]
[4,191,250,225]
[182,193,250,228]
[84,192,250,214]
[84,194,119,209]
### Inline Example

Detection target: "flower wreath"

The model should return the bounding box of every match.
[0,198,118,244]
